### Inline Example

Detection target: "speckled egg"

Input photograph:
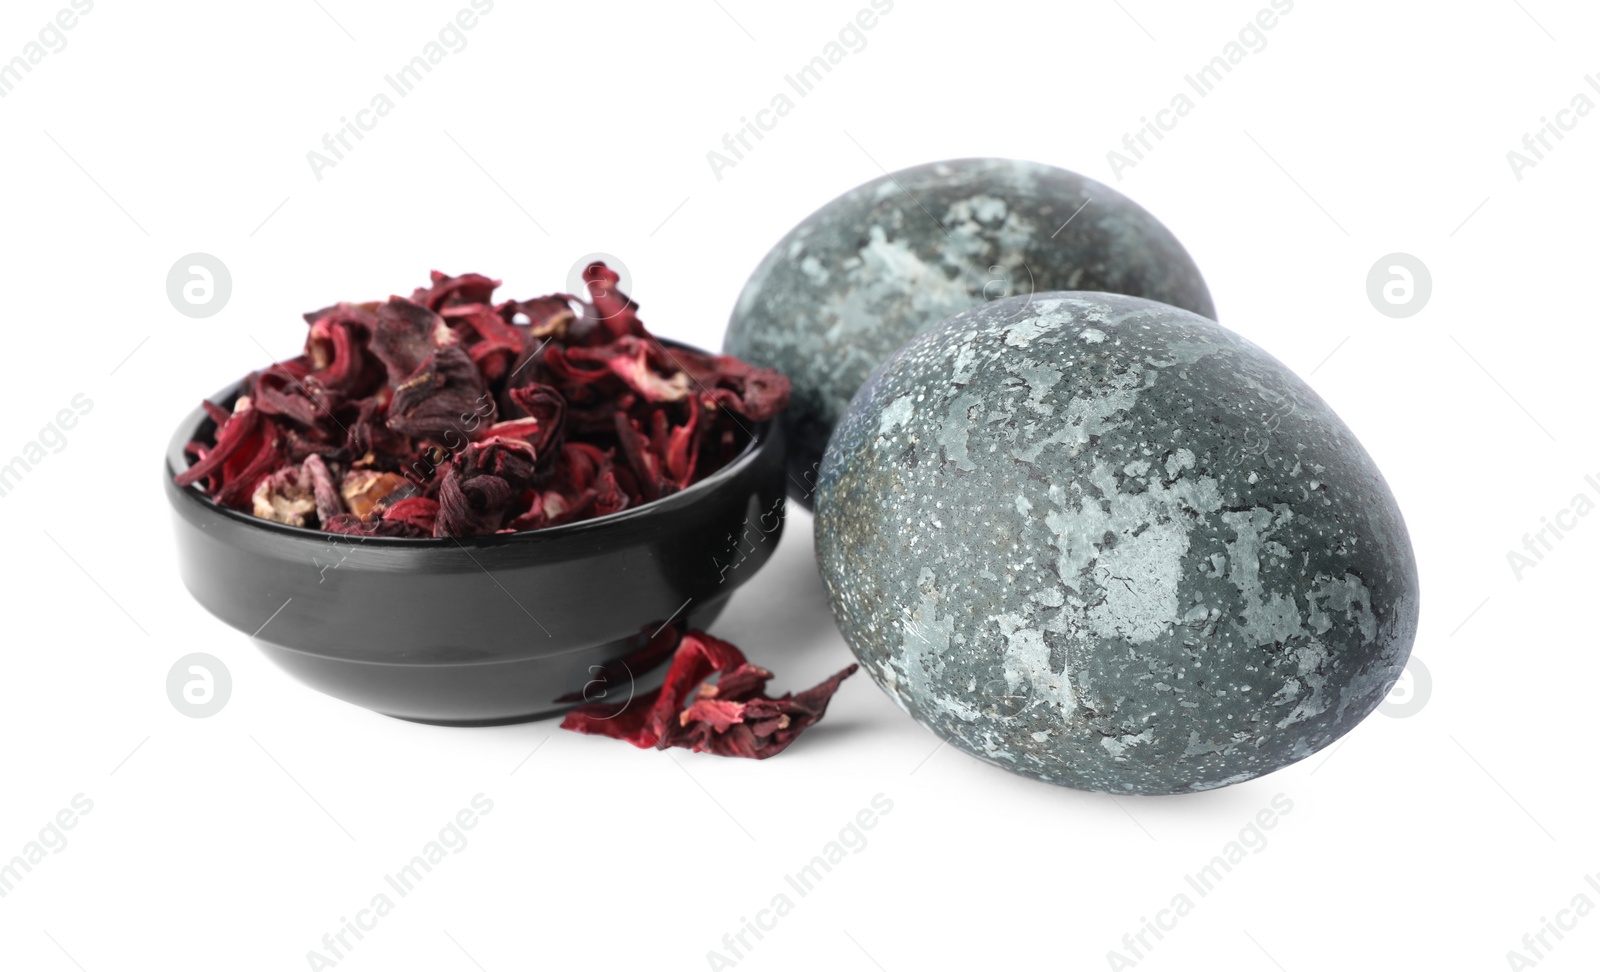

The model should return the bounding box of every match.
[814,292,1419,794]
[724,157,1215,505]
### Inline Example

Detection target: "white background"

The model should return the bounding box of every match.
[1,1,1596,969]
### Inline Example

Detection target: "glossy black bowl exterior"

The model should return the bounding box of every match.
[165,381,786,726]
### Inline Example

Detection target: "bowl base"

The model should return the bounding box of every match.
[383,709,562,728]
[249,597,729,725]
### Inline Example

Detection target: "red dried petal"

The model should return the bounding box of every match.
[215,420,285,510]
[703,663,774,702]
[374,495,439,535]
[563,337,691,403]
[613,411,664,502]
[371,298,454,385]
[660,404,701,489]
[500,294,577,337]
[540,344,611,386]
[494,383,566,468]
[560,629,746,747]
[667,346,791,422]
[176,264,791,539]
[561,629,855,760]
[386,346,492,441]
[592,468,629,517]
[301,454,343,523]
[581,261,645,340]
[174,399,261,488]
[441,303,524,383]
[253,369,328,430]
[202,400,232,426]
[435,470,515,537]
[304,303,379,395]
[411,271,501,311]
[662,663,858,759]
[678,697,747,733]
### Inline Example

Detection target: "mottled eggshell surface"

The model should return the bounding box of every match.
[814,292,1419,794]
[723,158,1215,504]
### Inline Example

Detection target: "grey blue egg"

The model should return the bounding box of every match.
[813,292,1419,794]
[723,157,1215,504]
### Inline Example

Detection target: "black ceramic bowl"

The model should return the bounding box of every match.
[165,365,787,726]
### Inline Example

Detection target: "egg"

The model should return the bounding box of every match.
[814,292,1418,794]
[724,157,1214,504]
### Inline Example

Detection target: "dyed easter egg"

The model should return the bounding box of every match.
[724,158,1214,504]
[814,292,1418,794]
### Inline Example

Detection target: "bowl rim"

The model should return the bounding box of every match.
[165,339,777,548]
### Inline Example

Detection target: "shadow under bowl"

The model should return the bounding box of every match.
[164,373,787,726]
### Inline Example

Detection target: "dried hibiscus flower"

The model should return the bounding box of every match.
[561,629,858,759]
[173,264,790,537]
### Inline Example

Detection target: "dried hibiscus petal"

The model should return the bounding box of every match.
[301,454,342,523]
[303,303,379,396]
[670,347,791,422]
[433,438,539,537]
[381,496,439,534]
[490,383,566,471]
[411,271,501,311]
[581,261,645,340]
[441,303,524,383]
[386,345,492,441]
[501,294,576,339]
[561,629,857,759]
[175,264,791,538]
[667,663,858,759]
[174,397,261,491]
[371,298,454,384]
